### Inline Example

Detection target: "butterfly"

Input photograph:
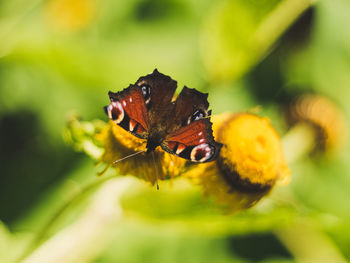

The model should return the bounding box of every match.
[104,69,222,163]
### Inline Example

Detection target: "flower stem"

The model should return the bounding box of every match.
[249,0,318,63]
[20,177,134,263]
[275,222,347,263]
[232,0,318,80]
[282,122,317,163]
[15,174,117,263]
[277,122,347,261]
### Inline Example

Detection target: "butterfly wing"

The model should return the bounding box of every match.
[104,69,177,139]
[161,87,222,162]
[135,69,177,119]
[105,69,222,162]
[162,118,222,162]
[105,86,149,139]
[170,86,210,131]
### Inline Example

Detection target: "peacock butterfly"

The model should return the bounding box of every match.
[104,69,222,163]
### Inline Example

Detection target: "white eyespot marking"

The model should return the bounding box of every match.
[108,101,124,124]
[198,132,203,136]
[187,109,208,125]
[176,144,186,155]
[129,97,133,103]
[190,143,214,162]
[141,85,151,105]
[107,104,113,119]
[129,119,137,132]
[199,138,205,143]
[122,100,127,107]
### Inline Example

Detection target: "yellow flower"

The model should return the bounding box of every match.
[286,94,346,153]
[185,113,290,212]
[67,111,289,210]
[97,121,187,185]
[66,111,290,211]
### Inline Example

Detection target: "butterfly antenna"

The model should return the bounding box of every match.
[151,152,159,190]
[113,150,146,164]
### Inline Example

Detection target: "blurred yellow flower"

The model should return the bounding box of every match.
[185,113,290,212]
[46,0,96,32]
[286,94,346,153]
[97,121,187,186]
[67,112,289,211]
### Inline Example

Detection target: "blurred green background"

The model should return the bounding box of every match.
[1,0,350,262]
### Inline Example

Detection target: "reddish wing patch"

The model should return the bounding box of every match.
[165,119,210,146]
[161,118,222,162]
[106,88,149,139]
[118,89,149,131]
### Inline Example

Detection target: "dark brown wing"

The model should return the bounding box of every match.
[135,69,177,116]
[167,86,210,133]
[104,69,177,139]
[161,118,222,162]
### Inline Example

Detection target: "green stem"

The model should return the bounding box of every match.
[249,0,318,61]
[232,0,318,80]
[276,122,347,261]
[275,221,347,263]
[21,177,134,263]
[15,174,117,263]
[282,122,316,163]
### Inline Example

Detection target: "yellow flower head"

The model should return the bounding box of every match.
[185,113,290,212]
[286,94,346,153]
[97,121,187,185]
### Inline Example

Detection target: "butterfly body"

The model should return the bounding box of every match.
[105,69,222,163]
